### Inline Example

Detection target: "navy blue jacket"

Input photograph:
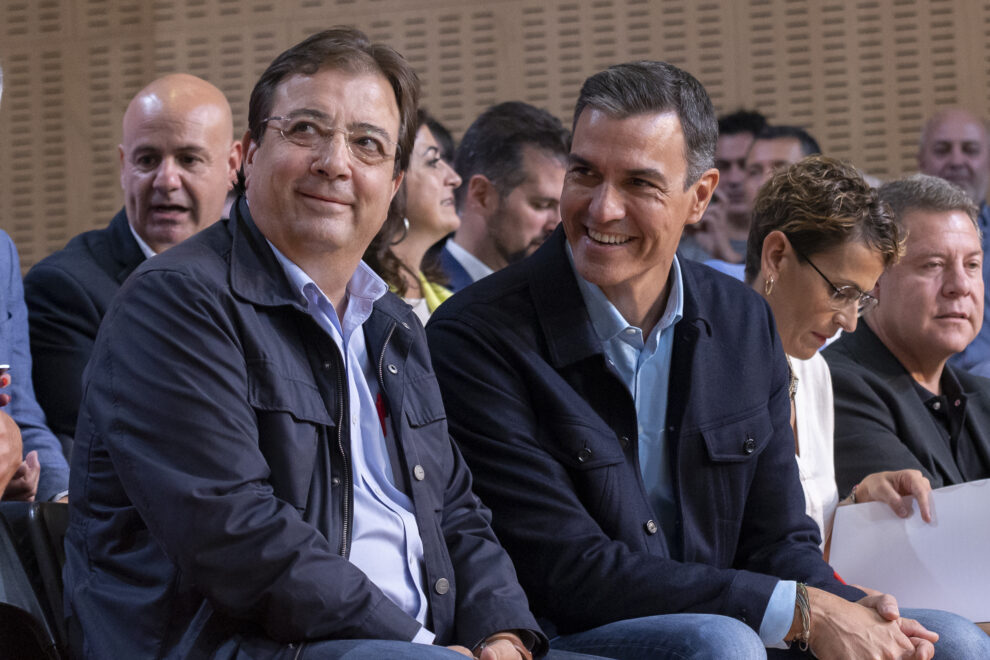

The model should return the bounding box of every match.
[438,243,474,293]
[427,228,863,637]
[65,200,543,659]
[24,209,146,450]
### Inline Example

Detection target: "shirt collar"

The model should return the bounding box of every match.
[127,220,158,259]
[267,240,388,337]
[568,244,684,343]
[445,238,495,282]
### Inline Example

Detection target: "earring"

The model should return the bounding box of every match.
[764,277,775,296]
[390,217,410,245]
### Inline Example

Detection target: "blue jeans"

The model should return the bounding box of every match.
[297,639,608,659]
[551,613,766,660]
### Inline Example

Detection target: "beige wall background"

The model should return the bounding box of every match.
[1,0,987,269]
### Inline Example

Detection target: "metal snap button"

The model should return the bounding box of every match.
[413,465,425,481]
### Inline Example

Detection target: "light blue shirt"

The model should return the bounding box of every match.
[571,251,794,648]
[270,244,434,644]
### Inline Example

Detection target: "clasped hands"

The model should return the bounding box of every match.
[799,585,938,660]
[445,631,533,660]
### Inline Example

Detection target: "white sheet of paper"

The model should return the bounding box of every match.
[829,478,990,622]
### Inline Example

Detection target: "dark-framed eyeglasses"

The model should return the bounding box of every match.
[261,115,399,167]
[792,245,878,316]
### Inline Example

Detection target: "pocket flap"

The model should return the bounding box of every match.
[404,375,447,428]
[701,410,772,463]
[247,358,334,426]
[539,415,625,469]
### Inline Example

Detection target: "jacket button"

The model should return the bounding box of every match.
[743,437,756,454]
[644,520,658,534]
[619,436,629,448]
[413,465,425,481]
[331,476,341,487]
[434,578,450,594]
[322,361,331,370]
[577,448,592,463]
[387,364,398,375]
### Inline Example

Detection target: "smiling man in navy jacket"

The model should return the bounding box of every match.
[64,28,555,660]
[428,62,943,659]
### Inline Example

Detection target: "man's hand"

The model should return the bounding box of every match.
[854,470,933,522]
[3,450,40,502]
[0,411,23,494]
[799,586,937,660]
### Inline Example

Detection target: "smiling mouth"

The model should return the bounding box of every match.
[588,228,632,245]
[300,191,351,205]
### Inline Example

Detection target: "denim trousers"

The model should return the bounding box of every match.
[295,639,609,659]
[549,607,990,660]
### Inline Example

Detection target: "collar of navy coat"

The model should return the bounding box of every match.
[109,207,148,283]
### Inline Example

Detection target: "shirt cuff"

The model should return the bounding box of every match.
[412,626,436,645]
[49,490,69,502]
[758,579,796,648]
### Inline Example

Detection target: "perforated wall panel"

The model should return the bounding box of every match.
[2,0,988,268]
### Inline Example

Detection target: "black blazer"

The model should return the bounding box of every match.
[824,321,990,494]
[24,209,146,450]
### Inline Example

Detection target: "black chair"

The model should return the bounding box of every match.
[27,503,68,651]
[0,506,60,659]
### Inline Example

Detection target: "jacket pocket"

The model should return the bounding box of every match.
[404,375,446,428]
[247,359,333,509]
[538,415,625,470]
[700,409,772,463]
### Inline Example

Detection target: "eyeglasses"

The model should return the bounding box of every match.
[792,246,878,316]
[261,115,399,167]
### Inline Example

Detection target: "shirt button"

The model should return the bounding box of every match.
[743,437,756,454]
[322,361,331,370]
[434,578,450,595]
[387,364,399,375]
[413,465,426,480]
[625,328,636,335]
[933,401,941,411]
[644,520,658,534]
[577,448,592,463]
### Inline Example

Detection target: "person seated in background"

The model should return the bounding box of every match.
[24,73,242,452]
[707,124,822,280]
[0,229,64,502]
[825,173,990,494]
[364,110,462,323]
[916,108,990,377]
[439,101,570,291]
[679,108,766,262]
[429,59,942,660]
[63,27,566,660]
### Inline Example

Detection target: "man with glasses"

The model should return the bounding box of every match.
[64,29,553,659]
[825,173,990,496]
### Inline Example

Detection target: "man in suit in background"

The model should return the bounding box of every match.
[439,101,569,291]
[24,73,241,451]
[826,173,990,494]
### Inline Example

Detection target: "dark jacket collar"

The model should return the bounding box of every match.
[108,208,148,283]
[527,227,712,369]
[830,321,920,394]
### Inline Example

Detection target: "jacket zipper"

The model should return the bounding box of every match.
[333,345,352,559]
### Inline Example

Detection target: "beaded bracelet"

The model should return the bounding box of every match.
[795,582,812,651]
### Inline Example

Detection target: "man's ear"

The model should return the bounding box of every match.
[685,168,719,226]
[227,140,244,189]
[465,174,498,216]
[241,130,257,190]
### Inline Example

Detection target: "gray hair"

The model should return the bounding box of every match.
[573,60,717,189]
[878,174,980,237]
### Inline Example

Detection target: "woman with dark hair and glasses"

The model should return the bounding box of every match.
[745,155,933,551]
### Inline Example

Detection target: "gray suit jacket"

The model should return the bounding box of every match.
[824,322,990,494]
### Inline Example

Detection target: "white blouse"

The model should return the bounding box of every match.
[791,352,840,548]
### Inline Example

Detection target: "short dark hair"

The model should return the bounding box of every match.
[718,109,767,137]
[752,125,821,158]
[745,155,901,284]
[247,27,419,178]
[879,173,980,235]
[453,101,570,208]
[573,60,717,188]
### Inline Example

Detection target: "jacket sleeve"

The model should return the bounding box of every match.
[23,259,103,449]
[82,266,423,643]
[0,232,69,501]
[827,358,935,495]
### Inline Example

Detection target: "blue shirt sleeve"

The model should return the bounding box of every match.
[0,230,70,501]
[759,579,796,648]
